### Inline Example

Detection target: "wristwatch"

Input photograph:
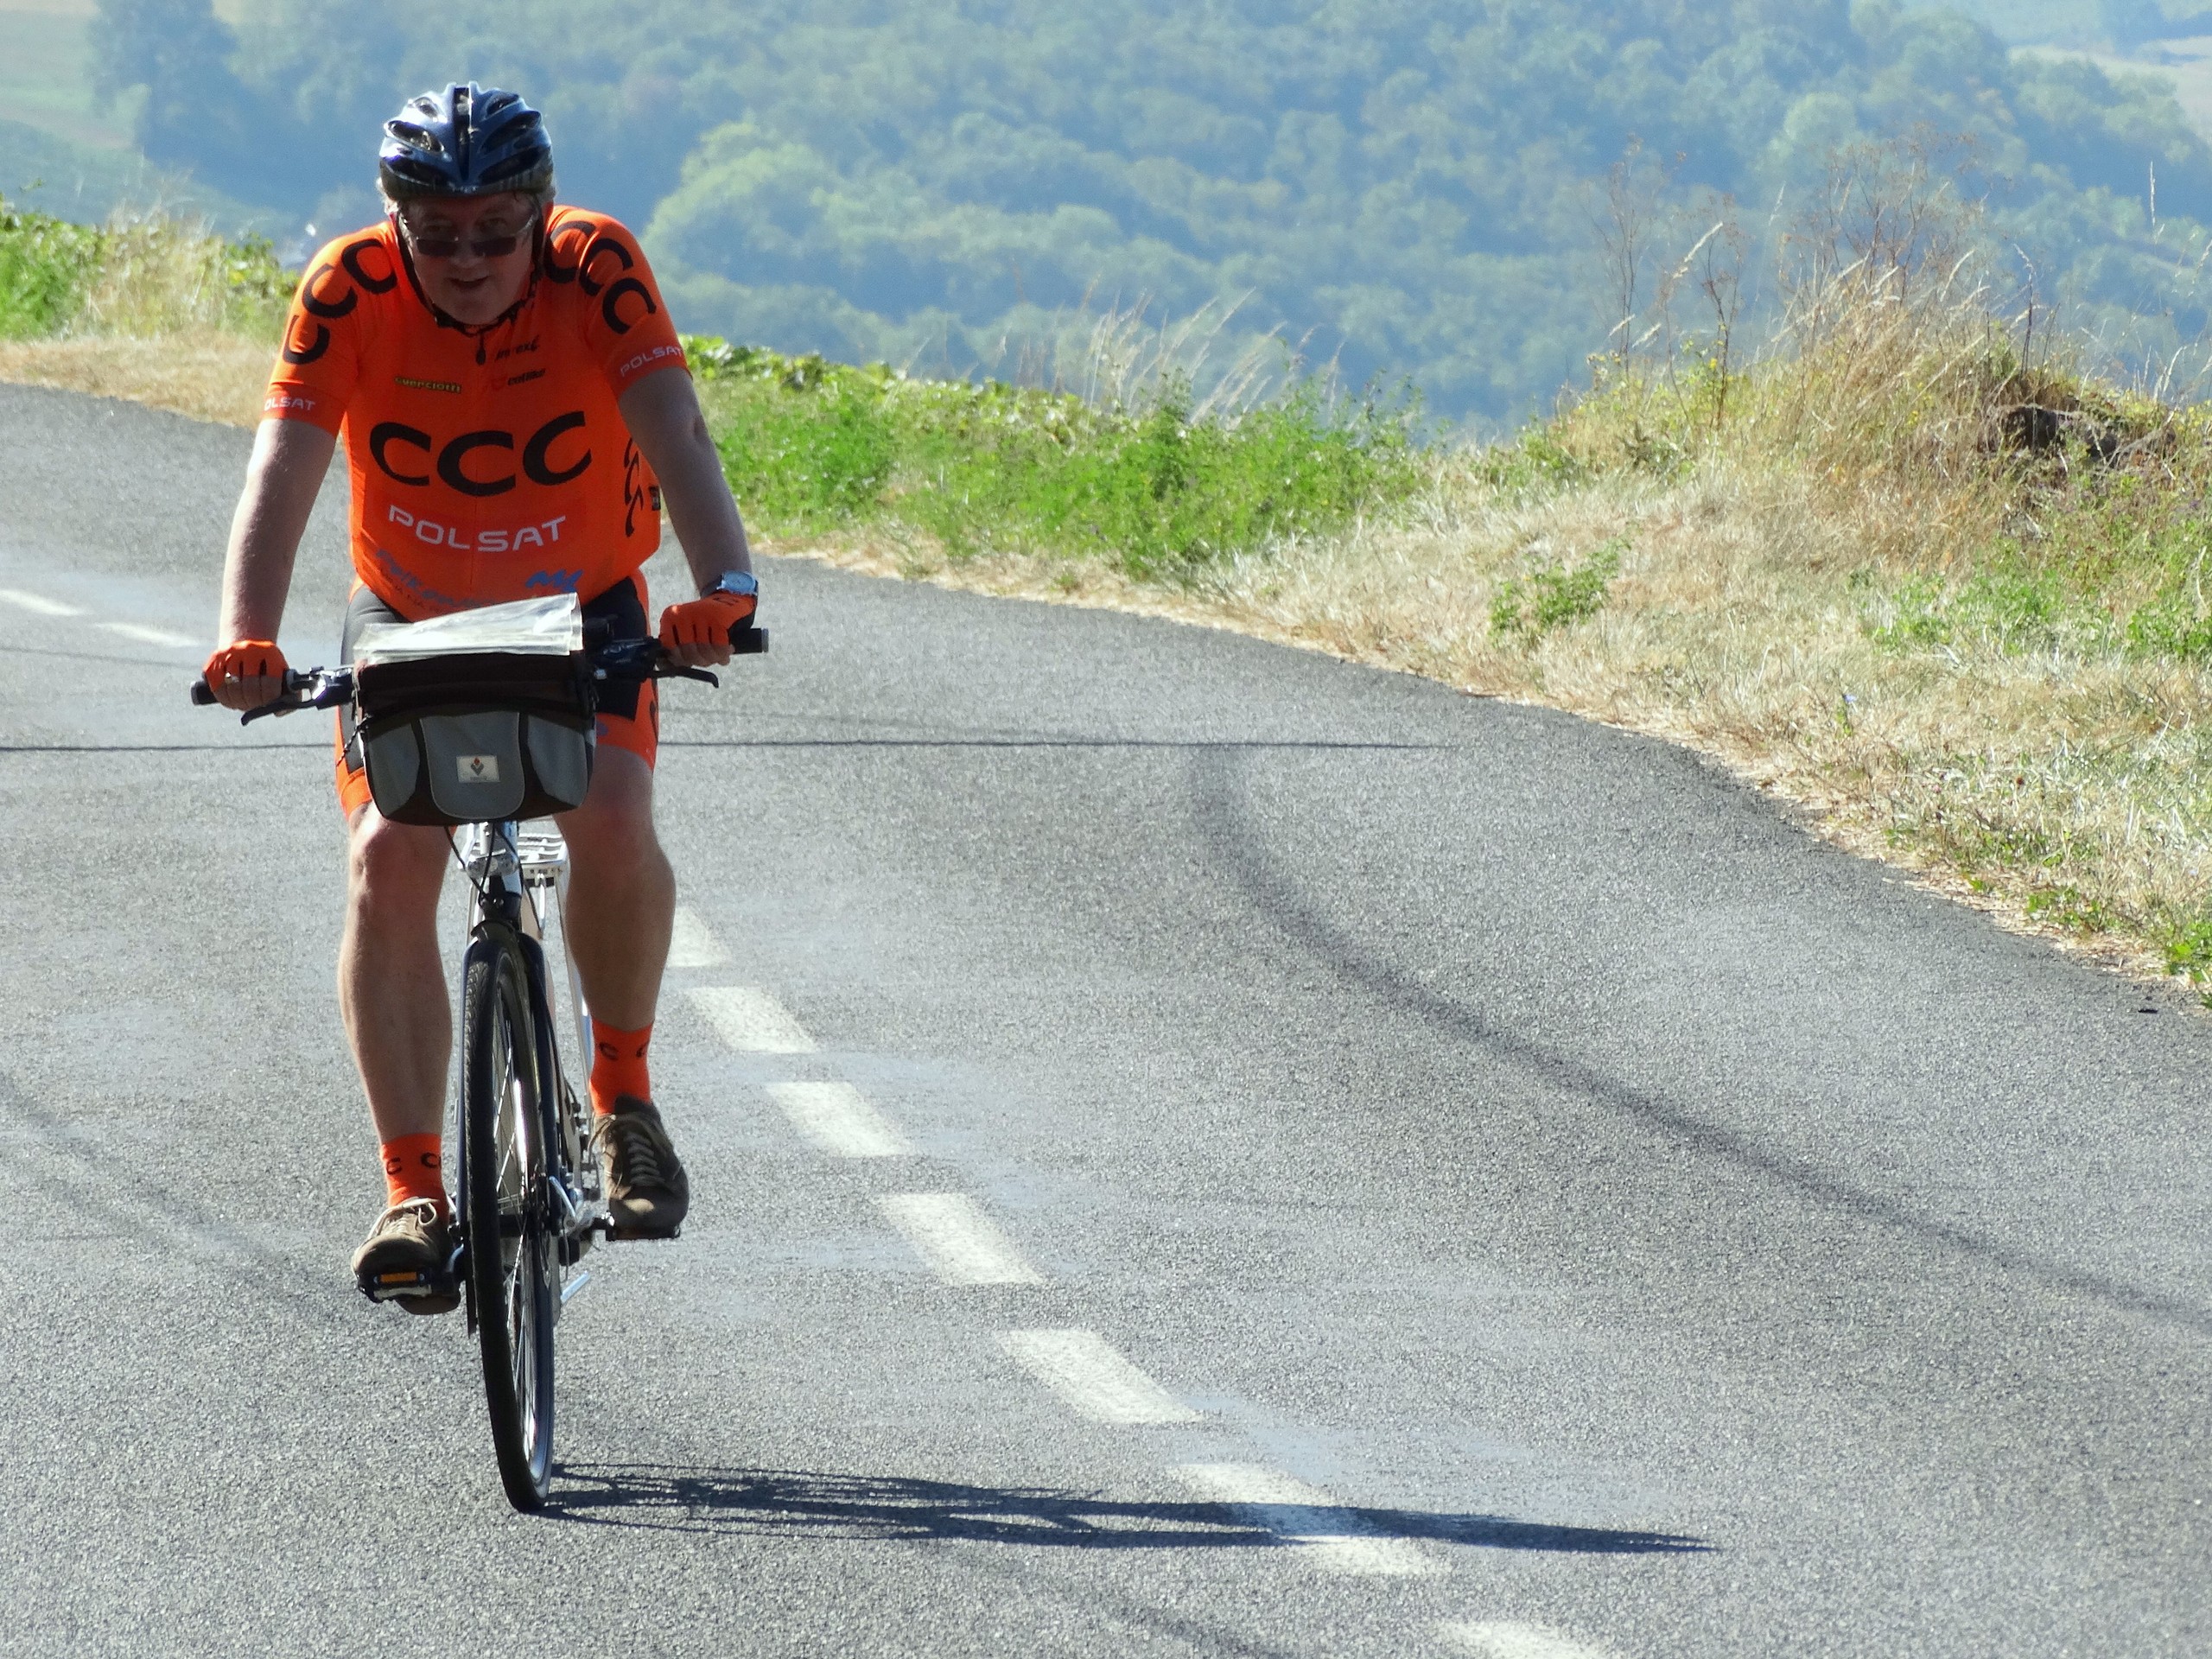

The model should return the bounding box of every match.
[701,569,759,601]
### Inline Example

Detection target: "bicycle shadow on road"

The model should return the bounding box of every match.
[543,1465,1708,1556]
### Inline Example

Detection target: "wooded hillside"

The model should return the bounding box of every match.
[93,0,2212,419]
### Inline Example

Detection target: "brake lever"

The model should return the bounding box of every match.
[235,671,347,725]
[663,664,721,688]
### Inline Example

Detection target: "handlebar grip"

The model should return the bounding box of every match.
[728,625,768,655]
[189,680,215,705]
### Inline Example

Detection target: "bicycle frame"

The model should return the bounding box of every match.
[453,818,606,1315]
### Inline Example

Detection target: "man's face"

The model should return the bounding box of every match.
[397,192,537,325]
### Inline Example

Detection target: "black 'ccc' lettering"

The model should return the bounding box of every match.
[577,234,634,298]
[282,318,330,366]
[298,263,357,321]
[370,422,431,485]
[524,411,590,485]
[340,238,398,295]
[438,430,516,498]
[369,414,590,492]
[601,277,656,335]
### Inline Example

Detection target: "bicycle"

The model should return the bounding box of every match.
[194,614,763,1509]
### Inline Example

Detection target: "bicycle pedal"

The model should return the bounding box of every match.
[359,1268,452,1303]
[600,1224,681,1243]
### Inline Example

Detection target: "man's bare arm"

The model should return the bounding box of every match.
[618,367,753,666]
[208,417,337,709]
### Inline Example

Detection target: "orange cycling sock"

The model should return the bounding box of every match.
[589,1020,652,1116]
[381,1133,446,1211]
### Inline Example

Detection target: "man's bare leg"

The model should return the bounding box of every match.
[557,748,673,1031]
[556,749,687,1233]
[341,805,461,1312]
[340,807,452,1141]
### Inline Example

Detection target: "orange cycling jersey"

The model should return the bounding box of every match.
[265,206,687,619]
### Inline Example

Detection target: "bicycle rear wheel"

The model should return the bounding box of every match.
[461,937,558,1510]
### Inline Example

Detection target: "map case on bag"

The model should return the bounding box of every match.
[352,594,596,825]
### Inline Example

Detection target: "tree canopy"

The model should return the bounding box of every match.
[92,0,2212,419]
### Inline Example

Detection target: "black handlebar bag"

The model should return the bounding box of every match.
[350,596,597,826]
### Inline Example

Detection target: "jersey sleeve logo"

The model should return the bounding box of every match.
[283,315,332,366]
[541,223,592,285]
[601,276,657,335]
[340,238,398,295]
[282,236,396,365]
[541,219,659,334]
[299,264,357,321]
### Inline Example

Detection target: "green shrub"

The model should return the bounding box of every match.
[2163,912,2212,984]
[2125,594,2212,661]
[1490,539,1624,640]
[715,376,897,528]
[1862,563,2091,658]
[0,201,104,339]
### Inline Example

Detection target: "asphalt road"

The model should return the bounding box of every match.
[1,381,2208,1658]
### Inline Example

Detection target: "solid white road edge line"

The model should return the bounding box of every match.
[97,621,194,648]
[880,1193,1045,1285]
[1173,1463,1443,1578]
[1437,1620,1624,1659]
[687,985,817,1053]
[0,588,84,617]
[996,1328,1199,1425]
[769,1080,914,1157]
[667,906,732,969]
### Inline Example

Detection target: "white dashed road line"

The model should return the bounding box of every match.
[769,1079,914,1157]
[97,621,194,648]
[880,1192,1045,1285]
[1438,1620,1624,1658]
[667,906,732,969]
[671,965,1463,1613]
[687,985,817,1053]
[0,588,85,616]
[1175,1463,1443,1578]
[996,1328,1199,1425]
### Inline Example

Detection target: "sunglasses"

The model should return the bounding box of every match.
[403,214,536,260]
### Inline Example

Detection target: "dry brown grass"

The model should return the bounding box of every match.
[779,460,2208,983]
[0,329,271,425]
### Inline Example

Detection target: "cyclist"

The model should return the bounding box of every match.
[202,84,758,1313]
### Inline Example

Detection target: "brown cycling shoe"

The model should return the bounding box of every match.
[593,1095,690,1237]
[351,1198,461,1315]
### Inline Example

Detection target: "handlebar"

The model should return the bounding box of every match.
[189,624,766,724]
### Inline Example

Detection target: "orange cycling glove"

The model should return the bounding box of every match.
[657,588,757,651]
[202,639,289,693]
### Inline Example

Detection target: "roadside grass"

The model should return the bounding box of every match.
[0,196,287,340]
[7,207,2212,992]
[689,339,1421,580]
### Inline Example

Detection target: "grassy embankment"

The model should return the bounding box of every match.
[0,200,286,422]
[8,199,2212,992]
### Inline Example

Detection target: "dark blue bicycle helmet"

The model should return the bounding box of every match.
[378,82,554,201]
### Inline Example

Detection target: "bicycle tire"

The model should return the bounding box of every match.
[461,938,558,1510]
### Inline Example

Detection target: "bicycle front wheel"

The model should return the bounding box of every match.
[461,938,558,1510]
